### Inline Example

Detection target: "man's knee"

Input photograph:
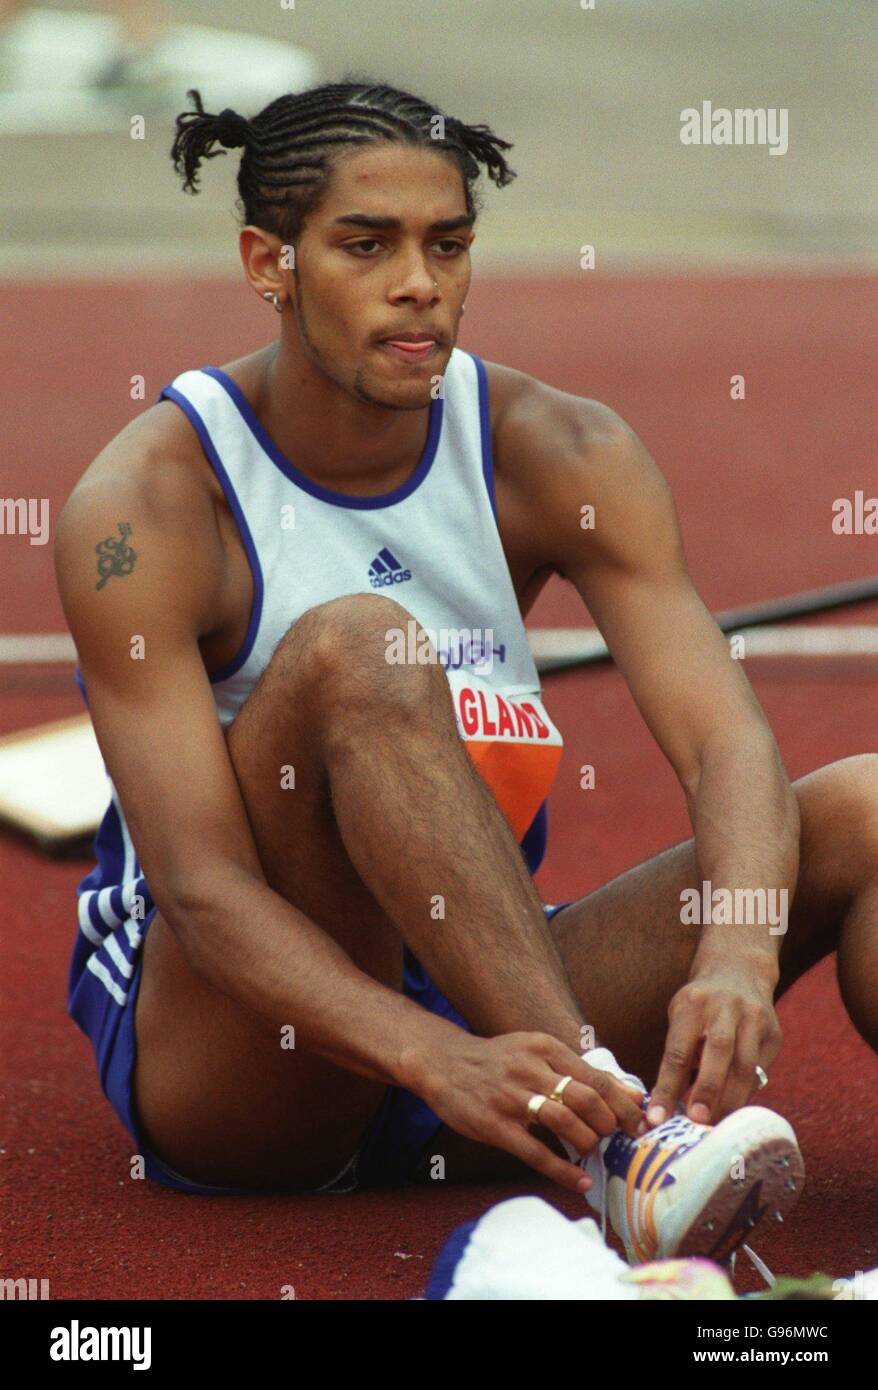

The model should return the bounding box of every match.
[275,594,451,735]
[797,755,878,873]
[786,755,878,934]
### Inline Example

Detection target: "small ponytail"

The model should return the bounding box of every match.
[170,88,251,194]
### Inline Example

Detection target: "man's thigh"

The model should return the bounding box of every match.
[547,759,857,1089]
[133,601,414,1190]
[133,906,394,1191]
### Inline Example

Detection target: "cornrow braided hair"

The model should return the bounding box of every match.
[170,76,516,245]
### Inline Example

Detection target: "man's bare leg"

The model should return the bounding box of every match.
[411,754,878,1184]
[134,594,588,1190]
[136,587,877,1191]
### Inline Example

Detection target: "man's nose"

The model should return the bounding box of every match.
[390,256,439,301]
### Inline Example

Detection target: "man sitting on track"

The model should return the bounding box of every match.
[55,78,878,1268]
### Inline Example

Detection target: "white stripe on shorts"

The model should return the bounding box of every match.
[86,951,128,1006]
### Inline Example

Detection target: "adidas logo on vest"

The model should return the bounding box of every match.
[368,546,412,589]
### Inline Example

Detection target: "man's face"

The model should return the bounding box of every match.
[288,143,474,410]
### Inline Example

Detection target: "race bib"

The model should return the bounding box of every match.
[445,667,564,839]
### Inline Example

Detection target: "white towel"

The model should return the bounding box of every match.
[434,1196,642,1301]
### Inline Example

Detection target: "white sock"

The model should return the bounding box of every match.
[581,1046,647,1096]
[557,1047,647,1168]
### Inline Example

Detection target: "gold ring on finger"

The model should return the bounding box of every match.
[526,1093,550,1124]
[548,1074,574,1106]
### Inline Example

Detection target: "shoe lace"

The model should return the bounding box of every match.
[585,1102,686,1252]
[584,1135,611,1244]
[732,1243,776,1288]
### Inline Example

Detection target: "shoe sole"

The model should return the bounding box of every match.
[666,1116,805,1264]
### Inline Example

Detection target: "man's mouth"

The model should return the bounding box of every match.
[378,335,440,364]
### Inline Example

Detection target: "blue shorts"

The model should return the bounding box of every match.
[70,901,572,1196]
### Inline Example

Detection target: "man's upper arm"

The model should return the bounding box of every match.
[519,391,771,791]
[54,462,266,919]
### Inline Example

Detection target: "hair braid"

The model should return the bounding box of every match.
[170,76,516,245]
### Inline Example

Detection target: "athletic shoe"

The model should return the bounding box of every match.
[584,1104,805,1267]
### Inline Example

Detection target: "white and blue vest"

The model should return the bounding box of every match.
[71,348,564,1005]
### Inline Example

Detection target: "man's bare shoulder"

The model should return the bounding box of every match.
[55,398,226,645]
[481,360,668,578]
[482,359,634,481]
[63,398,221,517]
[56,399,225,623]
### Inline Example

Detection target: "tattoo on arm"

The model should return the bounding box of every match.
[95,521,137,589]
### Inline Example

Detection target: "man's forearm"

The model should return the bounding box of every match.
[160,867,464,1089]
[685,727,800,973]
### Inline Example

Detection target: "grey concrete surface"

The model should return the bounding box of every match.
[1,0,875,275]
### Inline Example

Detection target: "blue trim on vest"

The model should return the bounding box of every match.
[471,353,497,522]
[156,383,264,684]
[201,366,444,511]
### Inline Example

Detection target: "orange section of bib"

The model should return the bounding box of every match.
[464,738,564,840]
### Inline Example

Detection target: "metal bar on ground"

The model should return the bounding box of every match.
[531,575,878,674]
[713,575,878,631]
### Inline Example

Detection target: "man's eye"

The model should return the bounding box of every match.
[344,239,466,256]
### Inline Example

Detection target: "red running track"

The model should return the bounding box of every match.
[1,274,876,1297]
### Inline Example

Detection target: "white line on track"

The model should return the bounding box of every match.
[2,626,878,666]
[0,634,77,663]
[528,626,878,663]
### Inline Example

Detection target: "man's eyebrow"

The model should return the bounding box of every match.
[332,213,474,232]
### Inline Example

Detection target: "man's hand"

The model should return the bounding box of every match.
[411,1030,647,1194]
[646,957,782,1129]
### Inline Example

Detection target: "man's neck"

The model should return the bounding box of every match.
[257,338,433,496]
